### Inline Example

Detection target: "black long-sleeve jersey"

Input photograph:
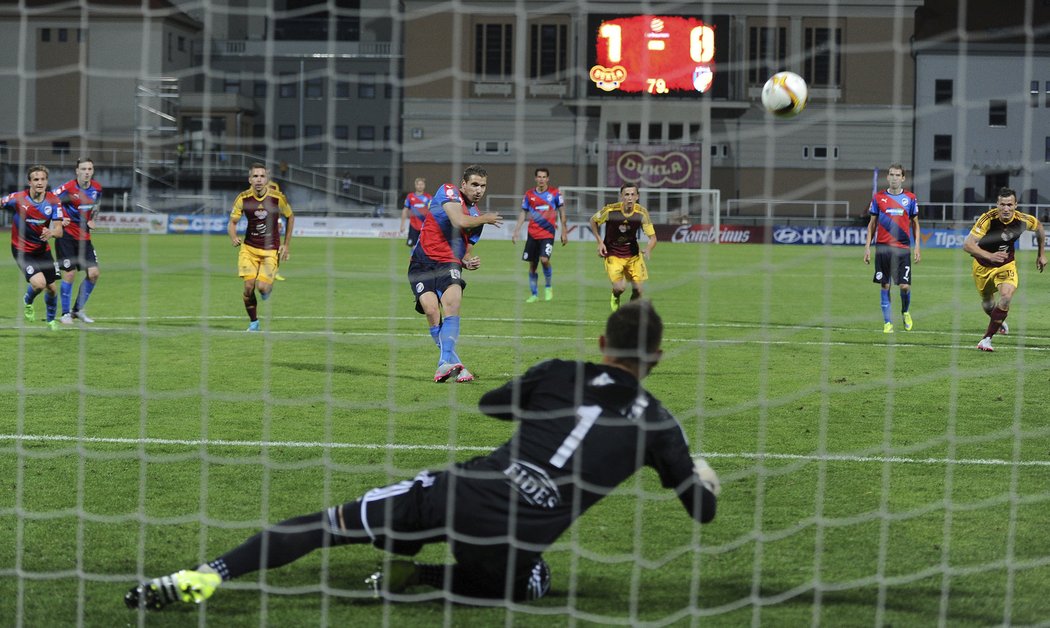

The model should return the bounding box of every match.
[444,359,716,549]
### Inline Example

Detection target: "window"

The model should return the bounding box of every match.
[334,125,349,153]
[748,26,787,86]
[253,81,267,98]
[933,134,952,161]
[1045,136,1050,162]
[989,100,1007,127]
[668,123,685,141]
[358,73,376,98]
[935,79,953,105]
[475,23,512,79]
[811,145,838,160]
[529,23,568,79]
[278,125,297,140]
[358,125,375,150]
[178,36,185,52]
[305,77,323,99]
[52,141,71,155]
[58,28,68,42]
[304,124,323,151]
[252,124,266,139]
[648,123,663,141]
[279,73,297,98]
[626,123,640,141]
[804,27,841,87]
[41,28,50,42]
[335,80,350,99]
[223,76,240,94]
[929,169,954,204]
[1031,81,1040,107]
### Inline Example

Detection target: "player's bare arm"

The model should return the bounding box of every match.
[227,215,242,247]
[463,243,481,270]
[1035,222,1047,272]
[280,214,294,261]
[962,234,1006,264]
[443,201,502,229]
[863,215,877,264]
[912,217,921,263]
[511,211,526,243]
[560,209,568,245]
[589,217,607,256]
[643,234,657,260]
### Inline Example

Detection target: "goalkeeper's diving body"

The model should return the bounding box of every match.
[124,300,721,609]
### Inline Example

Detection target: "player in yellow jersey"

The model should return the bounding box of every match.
[962,187,1045,351]
[228,163,295,331]
[588,184,657,311]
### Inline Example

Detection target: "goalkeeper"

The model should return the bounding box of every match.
[125,300,721,609]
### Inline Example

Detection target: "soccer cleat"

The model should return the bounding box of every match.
[883,322,894,334]
[998,321,1009,335]
[365,560,419,598]
[544,287,553,301]
[610,293,620,312]
[977,337,994,352]
[246,320,260,332]
[434,362,462,383]
[47,320,60,331]
[23,301,34,322]
[525,294,539,303]
[902,311,913,331]
[274,273,286,281]
[73,311,94,324]
[455,367,475,383]
[60,313,74,325]
[124,569,221,611]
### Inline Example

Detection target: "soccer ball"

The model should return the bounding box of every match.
[761,71,809,118]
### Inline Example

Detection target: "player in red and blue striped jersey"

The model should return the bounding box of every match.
[863,164,921,333]
[53,157,103,324]
[407,165,502,383]
[399,177,432,248]
[2,165,65,330]
[511,168,568,302]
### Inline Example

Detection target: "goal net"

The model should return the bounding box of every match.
[2,1,1049,626]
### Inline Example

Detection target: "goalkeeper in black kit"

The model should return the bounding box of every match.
[125,300,721,609]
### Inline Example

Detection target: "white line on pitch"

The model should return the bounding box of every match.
[2,433,1047,468]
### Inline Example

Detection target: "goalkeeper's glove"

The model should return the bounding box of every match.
[694,457,721,497]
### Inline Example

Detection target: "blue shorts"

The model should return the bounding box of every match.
[408,259,466,314]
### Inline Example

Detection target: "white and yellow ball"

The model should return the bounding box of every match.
[761,71,809,118]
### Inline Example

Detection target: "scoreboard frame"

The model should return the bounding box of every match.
[585,14,730,99]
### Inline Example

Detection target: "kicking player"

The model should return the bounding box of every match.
[511,168,568,302]
[863,163,921,333]
[228,163,294,331]
[407,165,502,383]
[123,301,721,609]
[2,165,65,330]
[53,157,103,324]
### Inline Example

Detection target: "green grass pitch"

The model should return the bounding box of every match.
[1,232,1049,626]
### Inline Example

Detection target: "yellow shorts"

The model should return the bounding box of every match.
[972,259,1018,296]
[238,244,279,284]
[604,254,648,283]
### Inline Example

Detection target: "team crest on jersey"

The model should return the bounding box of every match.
[254,210,268,219]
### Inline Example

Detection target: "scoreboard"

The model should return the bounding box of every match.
[586,14,728,98]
